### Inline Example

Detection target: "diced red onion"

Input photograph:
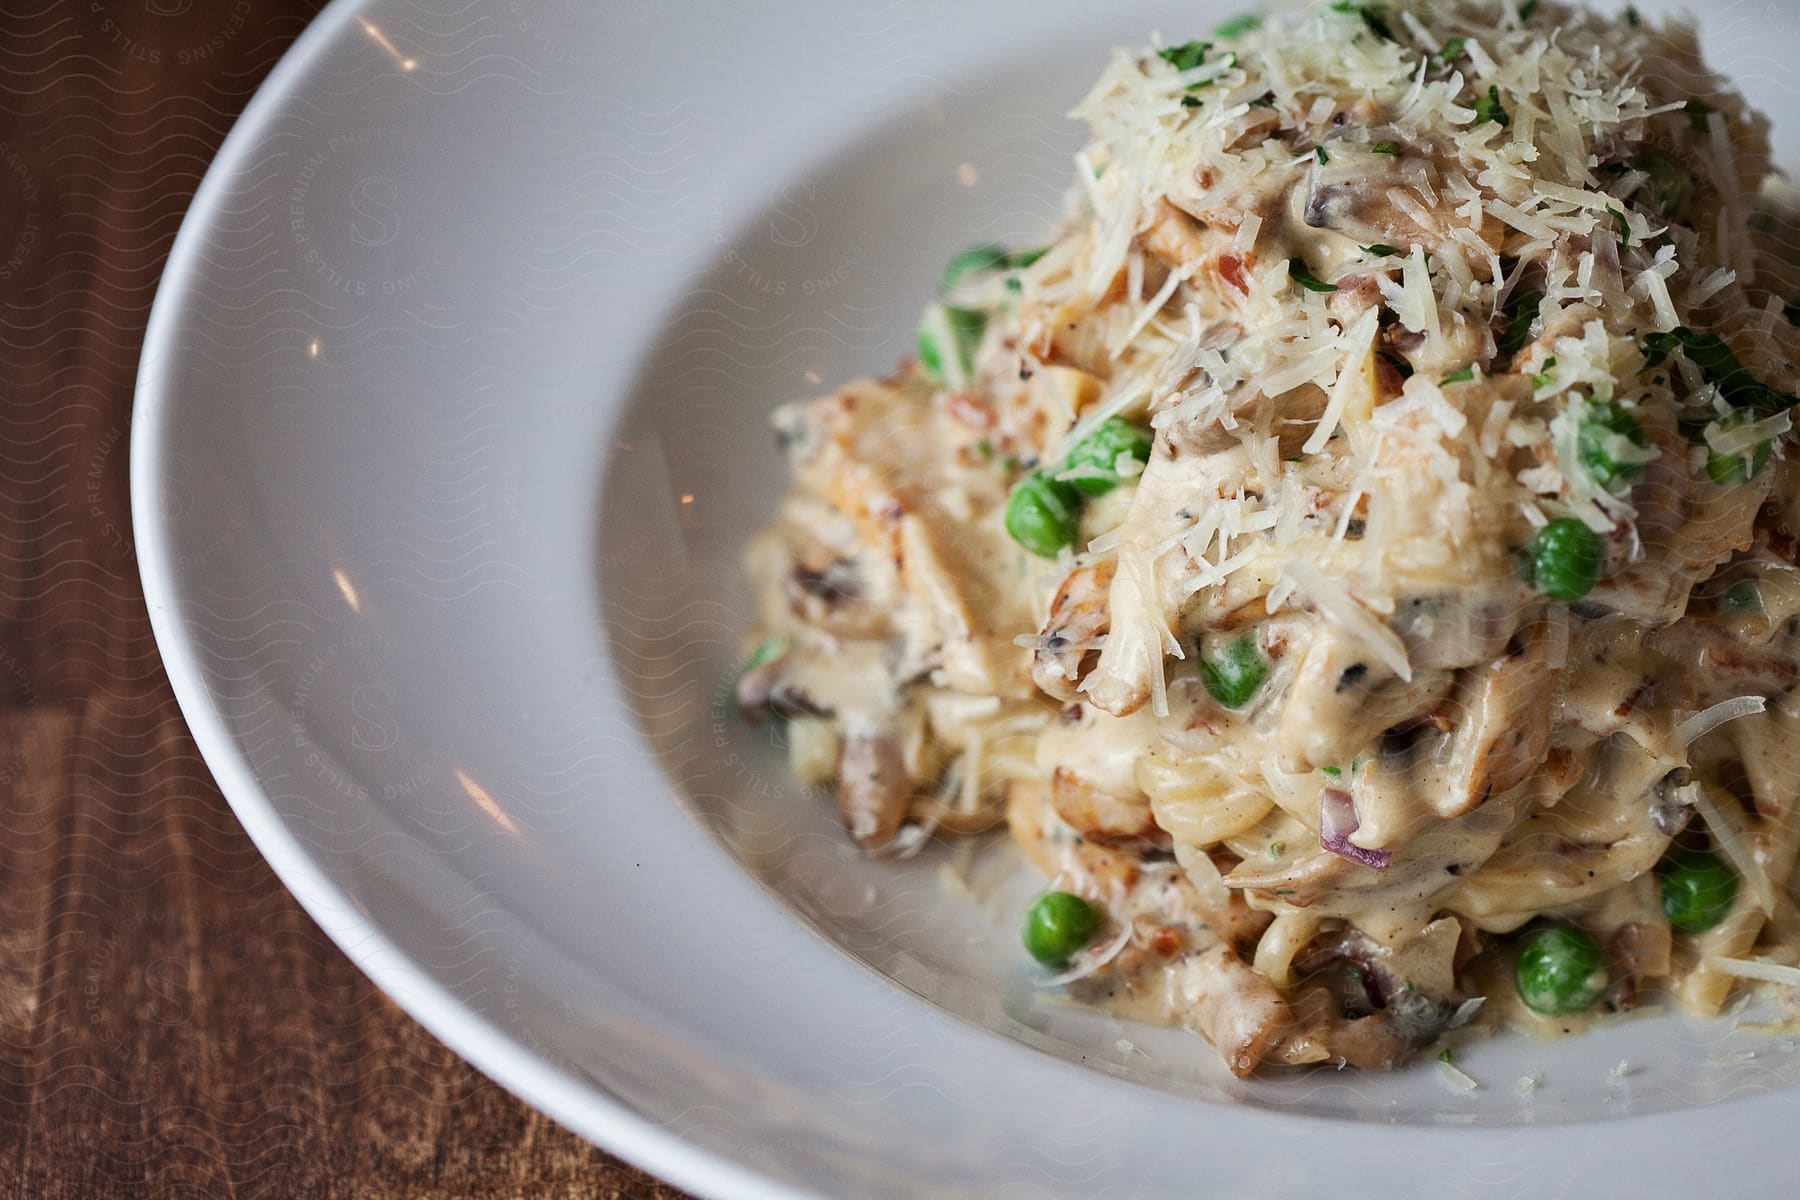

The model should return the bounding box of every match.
[1319,786,1392,870]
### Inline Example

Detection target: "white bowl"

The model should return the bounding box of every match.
[135,1,1800,1195]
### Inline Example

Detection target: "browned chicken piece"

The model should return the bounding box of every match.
[1008,780,1269,951]
[1138,199,1210,270]
[1049,765,1168,850]
[776,377,1036,700]
[1178,944,1306,1077]
[1031,559,1115,701]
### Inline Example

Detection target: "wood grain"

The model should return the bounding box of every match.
[0,3,691,1195]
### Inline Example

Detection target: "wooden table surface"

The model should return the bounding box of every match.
[0,3,690,1196]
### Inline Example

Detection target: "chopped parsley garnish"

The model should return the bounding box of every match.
[1606,203,1632,248]
[1498,288,1543,356]
[1320,765,1342,778]
[1289,259,1338,292]
[1329,1,1393,40]
[1531,356,1558,390]
[1269,841,1286,858]
[1363,244,1401,257]
[1438,1047,1455,1064]
[1436,36,1467,63]
[1684,99,1715,133]
[1370,141,1402,155]
[1182,96,1204,109]
[1518,0,1538,19]
[1157,40,1214,73]
[1010,247,1048,269]
[1442,365,1476,385]
[1475,86,1511,128]
[941,245,1010,293]
[1626,5,1642,27]
[1216,13,1262,38]
[740,633,791,675]
[1641,327,1799,411]
[1316,146,1329,164]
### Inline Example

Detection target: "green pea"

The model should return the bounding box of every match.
[1062,417,1154,495]
[1515,926,1607,1015]
[1704,412,1773,486]
[1660,851,1739,932]
[1526,518,1605,602]
[1635,151,1690,220]
[1723,578,1762,614]
[941,245,1010,293]
[1576,402,1648,486]
[1005,472,1082,558]
[1022,891,1103,966]
[1199,634,1269,709]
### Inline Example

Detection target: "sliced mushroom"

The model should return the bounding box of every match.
[1302,143,1502,276]
[783,553,889,639]
[1296,993,1418,1072]
[734,654,831,722]
[835,728,910,850]
[1432,622,1559,820]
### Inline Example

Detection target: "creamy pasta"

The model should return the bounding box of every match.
[736,0,1800,1074]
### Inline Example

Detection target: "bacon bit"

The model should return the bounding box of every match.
[1147,925,1184,957]
[1373,355,1407,396]
[1613,684,1649,720]
[940,390,993,430]
[1216,253,1252,297]
[1539,745,1580,789]
[1763,530,1800,567]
